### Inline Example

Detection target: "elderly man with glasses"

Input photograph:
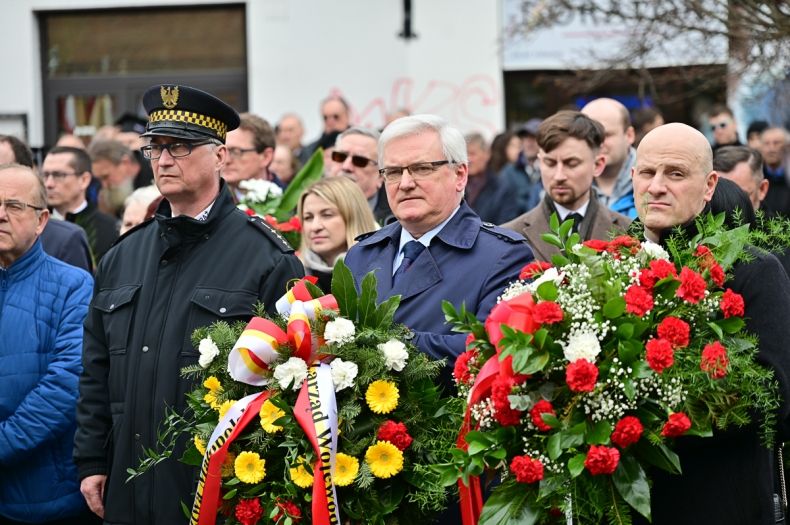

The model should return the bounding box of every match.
[0,163,96,524]
[345,114,532,372]
[222,112,285,200]
[329,126,393,224]
[73,85,304,525]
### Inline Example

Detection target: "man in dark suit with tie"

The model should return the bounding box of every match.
[344,114,532,366]
[502,111,631,261]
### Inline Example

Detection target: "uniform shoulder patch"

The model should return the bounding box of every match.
[354,231,376,242]
[479,222,526,243]
[246,215,295,253]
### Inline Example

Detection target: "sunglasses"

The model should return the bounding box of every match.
[710,121,731,131]
[331,150,377,168]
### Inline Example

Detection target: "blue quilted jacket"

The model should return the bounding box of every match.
[0,240,93,522]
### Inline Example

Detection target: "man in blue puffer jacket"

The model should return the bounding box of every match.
[0,163,97,524]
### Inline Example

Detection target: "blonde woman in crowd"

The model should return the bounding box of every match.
[297,176,378,291]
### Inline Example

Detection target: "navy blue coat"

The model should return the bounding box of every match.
[345,202,533,365]
[40,218,93,273]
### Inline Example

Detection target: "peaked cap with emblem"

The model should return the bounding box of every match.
[141,84,240,143]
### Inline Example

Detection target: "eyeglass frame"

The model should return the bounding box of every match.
[0,198,46,215]
[41,170,80,181]
[140,140,216,160]
[226,147,261,159]
[379,160,453,184]
[709,121,732,131]
[331,150,377,168]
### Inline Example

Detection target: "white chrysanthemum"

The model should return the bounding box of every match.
[526,267,565,295]
[378,339,409,371]
[274,357,308,390]
[330,358,358,391]
[562,331,601,363]
[639,240,669,261]
[198,337,220,368]
[324,317,356,345]
[239,179,283,202]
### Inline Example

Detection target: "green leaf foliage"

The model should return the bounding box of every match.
[276,148,324,219]
[612,455,651,520]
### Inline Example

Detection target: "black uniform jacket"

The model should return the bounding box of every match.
[74,182,304,525]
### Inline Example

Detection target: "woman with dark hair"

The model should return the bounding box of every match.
[491,131,535,215]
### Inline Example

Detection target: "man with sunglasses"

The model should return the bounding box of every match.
[708,104,743,151]
[0,163,97,524]
[74,85,304,525]
[298,95,352,165]
[329,127,392,224]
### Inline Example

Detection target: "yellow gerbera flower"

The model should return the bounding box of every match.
[289,457,314,488]
[365,441,404,479]
[203,376,222,392]
[259,399,285,433]
[193,435,206,456]
[234,451,266,484]
[221,452,236,478]
[365,380,399,414]
[333,453,359,487]
[218,399,236,419]
[203,391,221,410]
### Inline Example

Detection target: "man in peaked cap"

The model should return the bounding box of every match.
[74,85,304,524]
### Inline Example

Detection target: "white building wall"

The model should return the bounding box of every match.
[0,0,504,147]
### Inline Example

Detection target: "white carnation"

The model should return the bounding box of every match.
[639,240,669,261]
[324,317,356,345]
[330,358,358,392]
[274,357,308,390]
[378,339,409,372]
[198,337,220,368]
[526,267,565,294]
[562,331,601,363]
[239,179,283,202]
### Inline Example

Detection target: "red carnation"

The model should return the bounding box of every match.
[583,239,609,252]
[377,420,413,451]
[491,376,522,426]
[700,341,729,379]
[454,349,478,385]
[611,416,644,448]
[657,316,691,348]
[645,338,674,373]
[566,359,599,392]
[607,235,640,255]
[709,263,725,287]
[510,455,544,483]
[676,267,707,304]
[273,499,302,523]
[533,301,564,324]
[649,259,678,280]
[530,399,556,432]
[235,498,264,525]
[695,245,714,260]
[244,207,256,217]
[625,284,654,317]
[520,261,553,280]
[638,267,658,289]
[661,412,692,437]
[465,333,475,349]
[584,445,620,475]
[720,288,745,318]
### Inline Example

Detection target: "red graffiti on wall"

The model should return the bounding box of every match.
[327,74,501,132]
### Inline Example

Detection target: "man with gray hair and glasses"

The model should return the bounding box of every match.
[0,163,96,524]
[345,114,532,368]
[74,85,303,524]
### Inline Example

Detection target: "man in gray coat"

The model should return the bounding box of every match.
[502,111,631,261]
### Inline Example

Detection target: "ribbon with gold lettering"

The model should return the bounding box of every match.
[192,278,341,524]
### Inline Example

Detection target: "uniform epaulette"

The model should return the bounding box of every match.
[354,231,376,242]
[112,217,155,247]
[480,221,525,243]
[246,215,295,253]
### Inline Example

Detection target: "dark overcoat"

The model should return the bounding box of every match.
[74,181,304,525]
[344,201,533,364]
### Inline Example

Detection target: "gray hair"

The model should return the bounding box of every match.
[378,114,467,166]
[123,184,161,209]
[713,146,764,182]
[335,126,380,148]
[0,163,47,208]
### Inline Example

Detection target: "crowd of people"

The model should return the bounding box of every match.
[0,81,789,525]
